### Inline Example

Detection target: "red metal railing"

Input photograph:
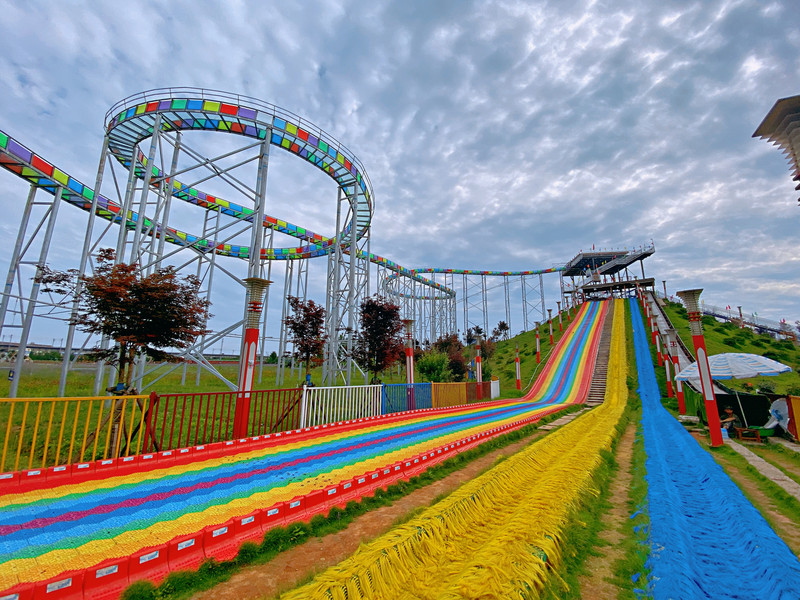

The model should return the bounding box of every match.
[145,388,303,452]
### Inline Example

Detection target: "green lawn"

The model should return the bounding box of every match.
[660,300,800,395]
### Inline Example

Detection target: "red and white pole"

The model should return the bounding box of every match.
[650,304,663,367]
[557,301,563,332]
[476,341,483,400]
[402,319,415,410]
[235,277,271,439]
[548,309,554,345]
[667,329,685,414]
[515,343,521,390]
[535,324,541,364]
[662,328,673,397]
[677,289,723,447]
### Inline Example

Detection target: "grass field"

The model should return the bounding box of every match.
[660,299,800,395]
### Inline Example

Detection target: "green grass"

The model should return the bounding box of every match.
[746,444,800,487]
[609,298,650,599]
[119,404,583,600]
[0,359,416,399]
[660,300,800,395]
[482,314,567,397]
[707,444,800,530]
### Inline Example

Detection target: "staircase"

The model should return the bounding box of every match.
[585,308,615,406]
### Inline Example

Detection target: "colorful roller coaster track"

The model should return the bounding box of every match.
[0,89,576,305]
[0,300,607,598]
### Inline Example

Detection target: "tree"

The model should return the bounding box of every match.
[464,327,477,346]
[284,296,327,377]
[493,320,510,341]
[433,333,467,382]
[352,295,404,383]
[40,248,209,391]
[417,349,453,382]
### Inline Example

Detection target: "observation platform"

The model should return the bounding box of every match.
[580,277,655,299]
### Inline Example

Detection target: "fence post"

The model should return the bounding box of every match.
[144,391,158,453]
[299,385,308,429]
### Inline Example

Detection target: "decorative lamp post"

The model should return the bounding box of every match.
[235,277,271,439]
[737,306,744,329]
[662,280,667,299]
[557,301,563,332]
[666,329,687,413]
[402,319,415,410]
[662,328,674,398]
[676,289,723,446]
[548,309,554,345]
[515,343,521,390]
[649,299,663,366]
[647,299,657,347]
[535,322,541,364]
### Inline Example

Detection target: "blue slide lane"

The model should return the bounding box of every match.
[630,298,800,599]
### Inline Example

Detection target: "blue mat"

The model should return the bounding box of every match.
[630,298,800,599]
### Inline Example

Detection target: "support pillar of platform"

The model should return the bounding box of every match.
[515,343,521,391]
[548,309,554,345]
[536,324,541,364]
[402,319,415,410]
[476,341,483,400]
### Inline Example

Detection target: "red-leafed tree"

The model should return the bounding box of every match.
[40,248,210,391]
[352,295,404,383]
[284,296,327,377]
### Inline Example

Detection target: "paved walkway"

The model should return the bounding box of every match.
[772,436,800,454]
[725,438,800,502]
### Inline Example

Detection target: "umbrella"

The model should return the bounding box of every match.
[675,353,792,428]
[675,353,791,381]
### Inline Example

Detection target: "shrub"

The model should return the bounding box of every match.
[417,350,453,382]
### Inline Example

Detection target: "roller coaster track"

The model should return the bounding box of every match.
[0,89,568,307]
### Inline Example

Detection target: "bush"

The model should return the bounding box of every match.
[724,337,742,349]
[763,351,787,363]
[758,381,776,394]
[417,350,453,382]
[701,315,717,327]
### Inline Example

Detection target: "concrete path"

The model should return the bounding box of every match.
[726,438,800,502]
[771,436,800,454]
[538,406,593,430]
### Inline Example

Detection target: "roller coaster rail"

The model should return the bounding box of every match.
[0,88,650,396]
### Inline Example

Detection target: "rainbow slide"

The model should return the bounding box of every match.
[0,301,607,600]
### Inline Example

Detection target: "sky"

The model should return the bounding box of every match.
[0,0,798,352]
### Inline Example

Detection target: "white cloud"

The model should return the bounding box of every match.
[0,0,799,350]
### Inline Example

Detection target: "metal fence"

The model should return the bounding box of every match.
[0,394,152,472]
[0,379,501,472]
[300,385,383,427]
[383,383,433,414]
[146,388,303,452]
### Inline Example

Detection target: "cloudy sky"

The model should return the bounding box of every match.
[0,0,798,350]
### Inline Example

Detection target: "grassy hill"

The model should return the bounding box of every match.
[660,299,800,396]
